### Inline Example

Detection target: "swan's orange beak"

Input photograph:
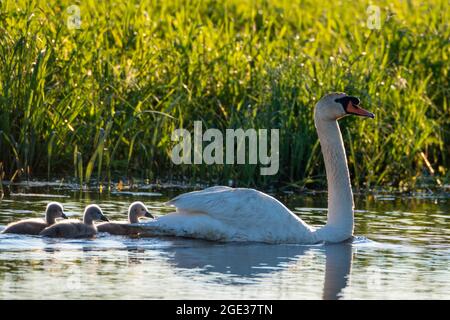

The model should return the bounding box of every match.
[346,101,375,119]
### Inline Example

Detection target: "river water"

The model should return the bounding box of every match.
[0,183,448,299]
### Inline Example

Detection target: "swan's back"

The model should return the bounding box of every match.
[141,186,316,243]
[168,187,295,223]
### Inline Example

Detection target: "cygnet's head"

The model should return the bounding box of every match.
[83,204,109,223]
[45,202,67,221]
[128,201,154,222]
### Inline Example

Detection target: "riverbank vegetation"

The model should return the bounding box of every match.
[0,0,448,190]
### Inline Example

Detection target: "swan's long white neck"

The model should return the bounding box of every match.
[314,116,354,242]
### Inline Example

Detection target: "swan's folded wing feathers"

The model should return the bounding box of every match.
[166,187,295,226]
[139,186,316,242]
[166,186,231,206]
[199,186,232,192]
[167,187,253,217]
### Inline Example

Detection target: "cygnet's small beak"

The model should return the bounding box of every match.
[61,212,68,219]
[100,215,109,222]
[144,211,155,219]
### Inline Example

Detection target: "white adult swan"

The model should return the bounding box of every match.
[137,93,374,243]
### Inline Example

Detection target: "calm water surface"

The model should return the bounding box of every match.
[0,183,448,299]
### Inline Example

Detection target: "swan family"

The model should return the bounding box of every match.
[135,92,374,243]
[1,93,373,243]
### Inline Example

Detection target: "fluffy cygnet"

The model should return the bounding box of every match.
[97,201,154,236]
[39,204,108,238]
[2,202,67,235]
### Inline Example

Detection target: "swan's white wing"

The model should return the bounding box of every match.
[166,187,313,233]
[135,186,316,243]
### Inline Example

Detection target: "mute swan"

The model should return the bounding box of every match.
[137,93,374,243]
[40,204,109,238]
[2,202,67,235]
[96,201,154,235]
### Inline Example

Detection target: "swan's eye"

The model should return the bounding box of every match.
[349,97,360,106]
[335,96,360,111]
[335,96,350,109]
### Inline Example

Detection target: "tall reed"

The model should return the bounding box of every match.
[0,0,448,189]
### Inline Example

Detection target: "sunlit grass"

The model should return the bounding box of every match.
[0,0,448,190]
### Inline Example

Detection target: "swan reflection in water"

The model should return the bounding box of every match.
[157,238,353,300]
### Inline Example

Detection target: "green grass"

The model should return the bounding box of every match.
[0,0,448,190]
